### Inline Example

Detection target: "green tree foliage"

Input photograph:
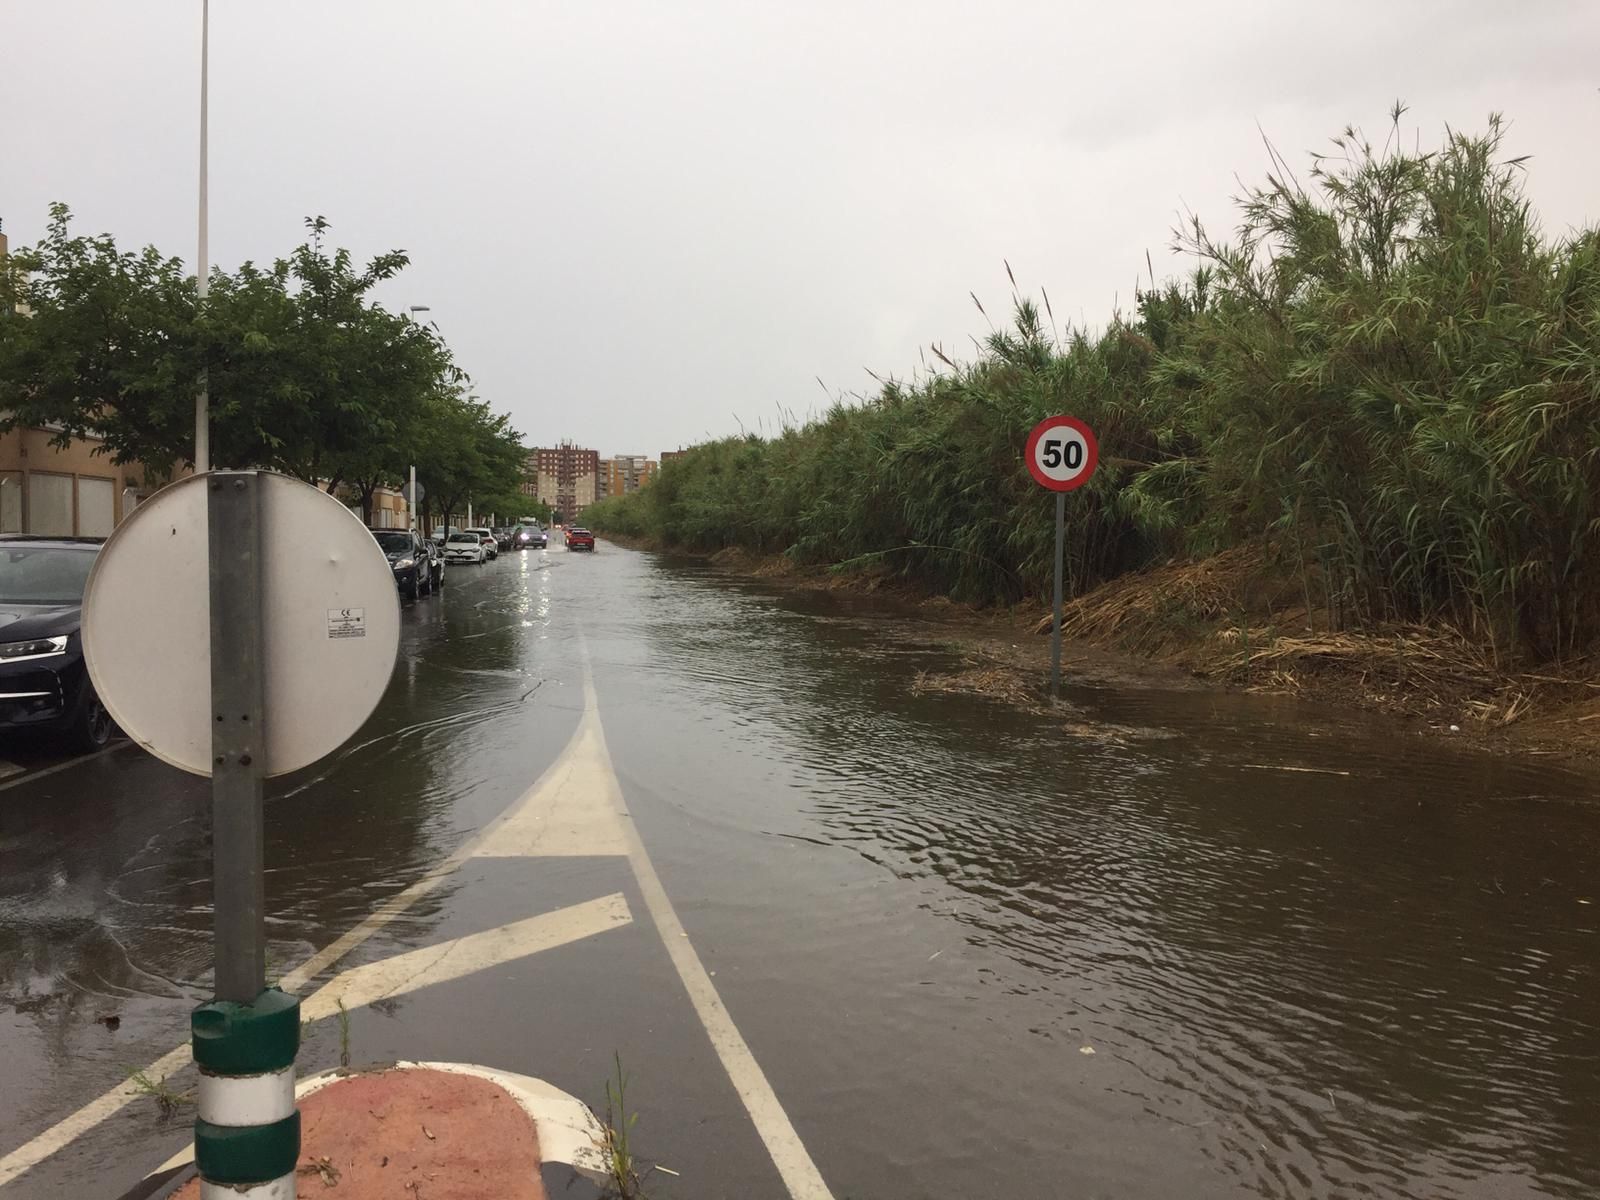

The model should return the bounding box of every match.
[0,207,522,526]
[586,113,1600,662]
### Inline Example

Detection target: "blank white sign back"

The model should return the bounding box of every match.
[82,472,401,777]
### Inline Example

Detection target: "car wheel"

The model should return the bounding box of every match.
[403,575,419,601]
[69,687,116,754]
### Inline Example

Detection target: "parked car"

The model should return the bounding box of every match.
[422,536,446,590]
[493,526,513,550]
[370,529,433,600]
[465,527,498,560]
[0,536,117,752]
[565,527,596,552]
[445,530,487,565]
[513,524,548,550]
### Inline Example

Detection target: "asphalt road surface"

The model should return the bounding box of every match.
[3,540,1599,1200]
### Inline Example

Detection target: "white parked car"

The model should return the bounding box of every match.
[445,530,486,565]
[464,526,498,560]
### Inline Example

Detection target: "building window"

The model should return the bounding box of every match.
[0,472,21,534]
[28,472,74,536]
[78,476,115,537]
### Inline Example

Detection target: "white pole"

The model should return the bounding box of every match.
[193,0,211,474]
[409,464,417,532]
[467,502,473,527]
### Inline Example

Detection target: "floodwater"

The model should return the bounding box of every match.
[1,542,1596,1199]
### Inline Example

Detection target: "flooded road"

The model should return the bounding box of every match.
[2,542,1597,1199]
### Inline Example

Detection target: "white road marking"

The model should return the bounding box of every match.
[0,761,27,780]
[472,723,631,858]
[0,1043,191,1190]
[300,893,632,1021]
[575,667,837,1200]
[0,732,586,1191]
[0,741,133,794]
[3,646,835,1200]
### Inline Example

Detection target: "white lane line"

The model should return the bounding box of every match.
[0,741,134,794]
[577,668,837,1200]
[0,721,589,1192]
[0,761,27,780]
[300,893,632,1021]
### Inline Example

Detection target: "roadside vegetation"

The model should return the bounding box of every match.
[586,111,1600,671]
[0,210,528,526]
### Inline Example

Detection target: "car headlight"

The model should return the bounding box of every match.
[395,557,415,569]
[0,635,69,659]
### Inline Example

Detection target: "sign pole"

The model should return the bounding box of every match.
[1051,490,1065,702]
[194,471,302,1198]
[208,472,267,1000]
[1024,414,1099,705]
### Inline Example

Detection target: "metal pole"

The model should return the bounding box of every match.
[207,472,265,999]
[409,464,417,532]
[194,0,211,474]
[195,471,302,1199]
[1050,490,1065,701]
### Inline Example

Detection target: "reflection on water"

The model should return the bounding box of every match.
[617,556,1600,1200]
[0,562,564,1104]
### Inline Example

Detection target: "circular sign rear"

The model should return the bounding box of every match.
[82,472,401,778]
[1024,415,1099,492]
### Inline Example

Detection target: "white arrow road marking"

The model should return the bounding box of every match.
[514,661,837,1200]
[300,893,632,1021]
[473,721,630,858]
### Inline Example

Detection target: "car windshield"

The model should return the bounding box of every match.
[448,533,478,544]
[373,532,412,554]
[0,545,98,606]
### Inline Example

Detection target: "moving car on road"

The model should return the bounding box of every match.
[465,527,498,560]
[445,530,487,565]
[513,524,547,550]
[0,536,116,752]
[565,527,595,552]
[370,529,433,601]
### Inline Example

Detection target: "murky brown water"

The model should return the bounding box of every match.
[2,545,1597,1199]
[587,552,1600,1199]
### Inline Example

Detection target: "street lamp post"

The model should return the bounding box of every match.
[407,307,429,531]
[194,0,210,473]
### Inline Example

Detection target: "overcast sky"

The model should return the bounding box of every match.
[5,1,1598,458]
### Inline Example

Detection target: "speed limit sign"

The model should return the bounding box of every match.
[1025,415,1098,491]
[1026,414,1099,703]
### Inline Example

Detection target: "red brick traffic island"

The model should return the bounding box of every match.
[175,1066,547,1200]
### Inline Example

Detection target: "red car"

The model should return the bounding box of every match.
[565,528,595,552]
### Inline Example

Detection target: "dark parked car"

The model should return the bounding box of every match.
[565,527,595,552]
[0,536,116,752]
[493,526,513,550]
[371,529,433,600]
[422,536,445,590]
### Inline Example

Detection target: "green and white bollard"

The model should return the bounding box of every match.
[191,988,301,1199]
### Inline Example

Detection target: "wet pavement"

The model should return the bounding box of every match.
[2,542,1599,1199]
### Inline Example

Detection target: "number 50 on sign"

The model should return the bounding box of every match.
[1025,415,1098,491]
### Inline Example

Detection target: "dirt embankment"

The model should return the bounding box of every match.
[600,535,1600,764]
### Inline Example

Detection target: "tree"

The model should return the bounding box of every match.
[0,208,473,506]
[0,203,197,476]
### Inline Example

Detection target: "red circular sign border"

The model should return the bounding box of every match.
[1024,415,1099,492]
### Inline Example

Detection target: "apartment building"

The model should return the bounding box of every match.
[599,454,657,500]
[526,442,600,522]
